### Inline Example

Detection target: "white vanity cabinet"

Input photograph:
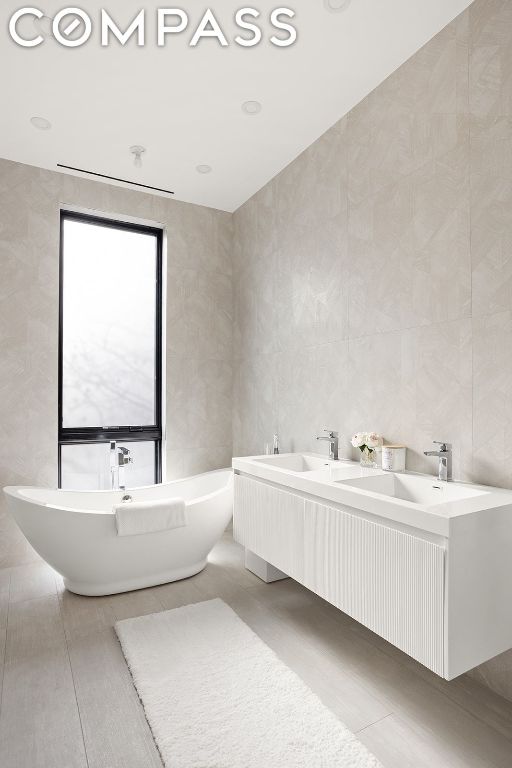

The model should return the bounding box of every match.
[233,469,512,680]
[234,474,445,674]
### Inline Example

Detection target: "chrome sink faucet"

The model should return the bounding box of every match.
[316,430,339,461]
[424,441,452,482]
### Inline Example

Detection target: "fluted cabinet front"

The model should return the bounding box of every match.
[234,474,446,676]
[303,500,445,675]
[234,474,305,582]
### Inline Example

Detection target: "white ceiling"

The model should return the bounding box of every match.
[0,0,473,212]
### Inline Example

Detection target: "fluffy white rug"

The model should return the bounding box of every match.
[115,598,382,768]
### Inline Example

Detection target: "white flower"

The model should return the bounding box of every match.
[351,432,368,448]
[351,431,383,450]
[366,432,383,449]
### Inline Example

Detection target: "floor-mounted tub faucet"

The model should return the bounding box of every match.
[110,441,133,491]
[317,430,339,461]
[424,441,452,482]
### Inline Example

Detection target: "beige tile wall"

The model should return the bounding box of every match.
[232,0,512,700]
[0,159,233,496]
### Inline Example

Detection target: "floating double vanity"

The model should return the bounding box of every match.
[232,453,512,680]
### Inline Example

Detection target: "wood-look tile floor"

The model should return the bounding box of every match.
[1,530,512,768]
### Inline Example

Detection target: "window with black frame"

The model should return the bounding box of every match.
[58,211,163,490]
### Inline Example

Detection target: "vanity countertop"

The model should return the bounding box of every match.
[232,453,512,537]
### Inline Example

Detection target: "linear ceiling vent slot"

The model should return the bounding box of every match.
[57,164,174,195]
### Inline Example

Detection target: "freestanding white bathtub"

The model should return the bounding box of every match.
[3,469,233,596]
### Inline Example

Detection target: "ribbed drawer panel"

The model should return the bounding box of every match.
[303,500,445,675]
[234,474,304,582]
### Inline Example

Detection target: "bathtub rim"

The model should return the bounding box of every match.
[3,467,233,515]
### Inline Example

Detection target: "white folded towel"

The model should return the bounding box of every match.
[114,498,187,537]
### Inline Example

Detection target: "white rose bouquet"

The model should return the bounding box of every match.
[351,431,383,467]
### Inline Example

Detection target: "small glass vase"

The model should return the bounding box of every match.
[360,446,377,468]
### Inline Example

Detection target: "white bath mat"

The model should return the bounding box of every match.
[115,598,382,768]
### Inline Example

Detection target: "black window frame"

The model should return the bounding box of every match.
[58,210,164,488]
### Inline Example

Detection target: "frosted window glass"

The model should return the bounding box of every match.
[62,219,158,428]
[60,442,156,490]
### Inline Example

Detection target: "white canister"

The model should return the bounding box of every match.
[381,445,406,472]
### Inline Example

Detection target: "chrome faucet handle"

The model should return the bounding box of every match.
[317,430,340,460]
[117,446,133,466]
[433,441,452,452]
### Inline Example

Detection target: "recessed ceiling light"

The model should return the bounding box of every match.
[30,116,52,131]
[242,100,262,115]
[196,164,212,174]
[130,145,146,168]
[324,0,352,11]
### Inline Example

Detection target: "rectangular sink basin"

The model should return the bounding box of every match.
[254,454,332,473]
[336,473,490,507]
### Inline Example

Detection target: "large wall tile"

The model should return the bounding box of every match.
[392,18,460,114]
[232,354,279,457]
[470,115,512,180]
[276,346,320,454]
[348,177,414,336]
[166,357,232,453]
[167,267,232,360]
[469,0,512,47]
[347,15,468,206]
[233,181,276,275]
[406,207,471,328]
[166,202,233,277]
[276,218,348,350]
[345,331,403,454]
[166,445,233,481]
[274,119,347,233]
[469,0,512,119]
[472,311,512,488]
[471,173,512,316]
[401,319,473,478]
[276,341,349,456]
[233,250,278,359]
